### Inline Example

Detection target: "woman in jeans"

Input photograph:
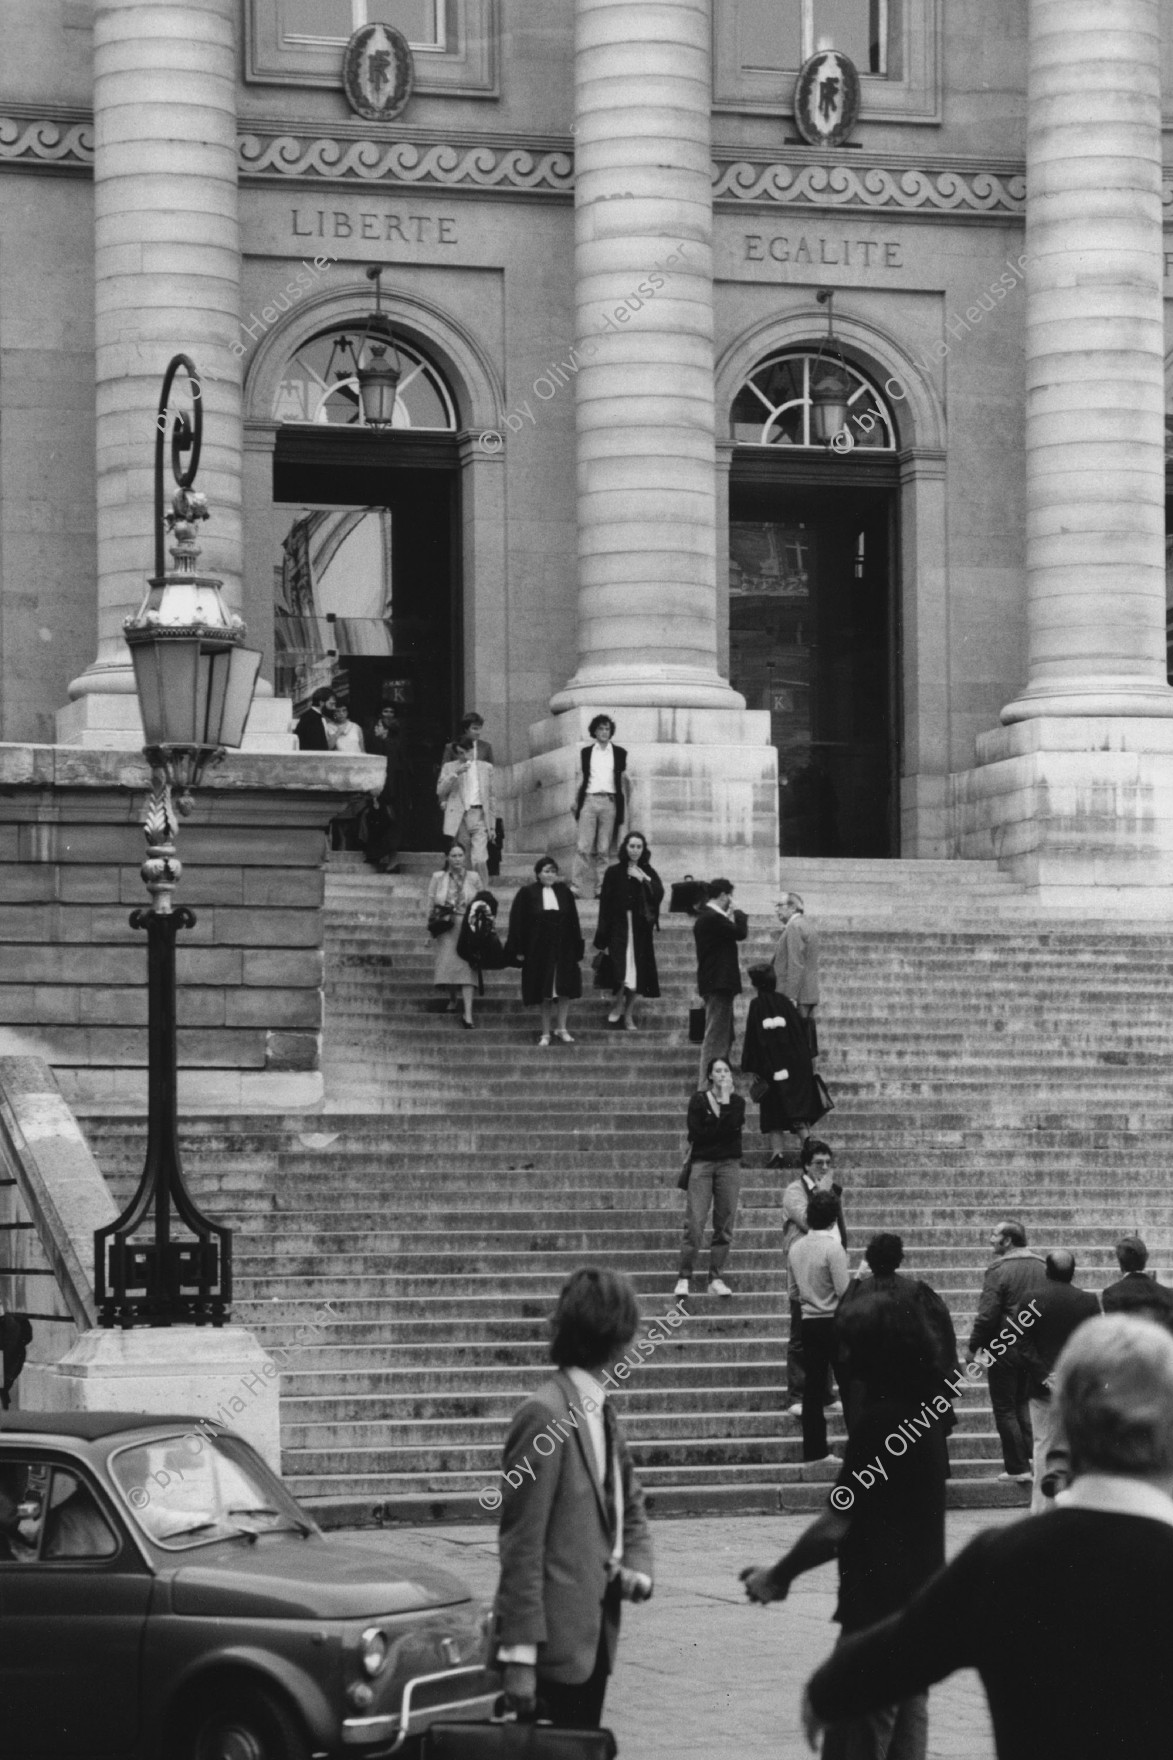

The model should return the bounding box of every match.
[674,1057,745,1299]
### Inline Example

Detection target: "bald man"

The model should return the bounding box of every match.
[1021,1251,1099,1512]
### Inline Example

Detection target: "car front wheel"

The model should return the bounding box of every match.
[185,1685,311,1760]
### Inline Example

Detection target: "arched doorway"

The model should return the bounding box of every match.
[728,351,900,857]
[271,326,460,845]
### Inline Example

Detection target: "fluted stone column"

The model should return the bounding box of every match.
[1003,0,1173,722]
[952,0,1173,903]
[551,0,741,712]
[60,0,287,747]
[504,0,776,891]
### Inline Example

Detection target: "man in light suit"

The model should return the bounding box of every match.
[437,733,495,886]
[494,1268,654,1729]
[773,892,820,1054]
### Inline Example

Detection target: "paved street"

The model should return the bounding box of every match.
[355,1509,1015,1758]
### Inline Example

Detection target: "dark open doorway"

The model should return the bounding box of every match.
[273,428,460,848]
[729,464,899,857]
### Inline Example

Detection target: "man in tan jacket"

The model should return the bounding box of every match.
[437,734,495,886]
[773,892,820,1054]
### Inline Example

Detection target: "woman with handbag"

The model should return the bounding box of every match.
[504,857,585,1047]
[593,831,664,1031]
[740,962,826,1168]
[673,1057,745,1300]
[425,844,479,1027]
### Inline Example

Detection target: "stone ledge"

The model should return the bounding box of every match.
[0,742,384,794]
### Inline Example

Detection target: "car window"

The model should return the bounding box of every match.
[0,1457,46,1562]
[110,1431,309,1548]
[42,1469,118,1560]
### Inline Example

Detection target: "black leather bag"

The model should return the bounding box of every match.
[813,1073,835,1117]
[423,1722,617,1760]
[427,903,457,938]
[669,875,709,915]
[688,1004,706,1044]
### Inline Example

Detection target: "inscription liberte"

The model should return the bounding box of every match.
[744,234,902,267]
[291,208,458,244]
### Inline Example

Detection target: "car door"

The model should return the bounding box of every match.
[0,1455,154,1757]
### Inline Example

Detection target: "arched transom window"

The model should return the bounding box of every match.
[273,327,458,428]
[731,352,897,452]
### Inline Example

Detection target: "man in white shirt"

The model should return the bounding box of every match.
[437,734,495,886]
[789,1188,850,1466]
[493,1268,653,1729]
[571,715,628,898]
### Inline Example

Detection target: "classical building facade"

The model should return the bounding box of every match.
[1,0,1172,904]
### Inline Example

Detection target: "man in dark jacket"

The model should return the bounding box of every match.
[1101,1234,1173,1326]
[801,1315,1173,1760]
[571,715,628,898]
[743,1291,949,1759]
[692,877,748,1086]
[294,685,335,750]
[836,1234,959,1436]
[1018,1250,1099,1511]
[966,1220,1048,1481]
[0,1301,32,1410]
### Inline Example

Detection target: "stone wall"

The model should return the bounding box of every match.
[0,745,382,1109]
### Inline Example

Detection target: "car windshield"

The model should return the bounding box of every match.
[109,1432,311,1549]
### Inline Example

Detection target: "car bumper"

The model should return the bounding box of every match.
[342,1665,501,1750]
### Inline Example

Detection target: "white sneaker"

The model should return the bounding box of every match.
[784,1402,804,1419]
[673,1278,690,1298]
[707,1277,733,1298]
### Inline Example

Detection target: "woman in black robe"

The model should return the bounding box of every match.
[740,962,825,1166]
[505,857,585,1046]
[593,831,664,1031]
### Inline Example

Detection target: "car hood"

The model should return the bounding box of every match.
[170,1535,474,1620]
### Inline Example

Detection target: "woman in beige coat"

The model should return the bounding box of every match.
[426,844,479,1027]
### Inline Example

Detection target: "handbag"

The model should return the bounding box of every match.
[427,902,457,938]
[687,1004,706,1044]
[748,1075,769,1103]
[669,875,709,915]
[675,1148,693,1190]
[812,1072,835,1117]
[592,949,617,991]
[423,1722,617,1760]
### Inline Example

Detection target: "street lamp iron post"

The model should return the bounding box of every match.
[94,355,262,1328]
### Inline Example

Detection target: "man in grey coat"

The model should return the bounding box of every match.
[773,892,819,1053]
[493,1268,654,1729]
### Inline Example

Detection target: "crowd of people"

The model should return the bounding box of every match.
[491,1256,1173,1760]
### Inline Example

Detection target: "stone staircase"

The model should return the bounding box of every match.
[81,852,1173,1521]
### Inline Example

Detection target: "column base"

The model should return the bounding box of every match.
[19,1324,281,1470]
[56,692,296,754]
[1001,679,1173,723]
[550,667,746,713]
[500,706,779,904]
[951,717,1173,912]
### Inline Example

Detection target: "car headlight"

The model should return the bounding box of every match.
[359,1626,389,1678]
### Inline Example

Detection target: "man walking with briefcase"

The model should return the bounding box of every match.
[492,1267,654,1736]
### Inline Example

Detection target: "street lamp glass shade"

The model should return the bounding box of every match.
[210,644,263,748]
[130,636,206,746]
[810,364,851,445]
[357,345,401,427]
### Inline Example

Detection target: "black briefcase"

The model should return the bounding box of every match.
[669,875,709,914]
[422,1722,617,1760]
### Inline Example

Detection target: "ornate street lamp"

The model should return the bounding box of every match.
[355,266,402,427]
[810,290,852,447]
[94,355,262,1328]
